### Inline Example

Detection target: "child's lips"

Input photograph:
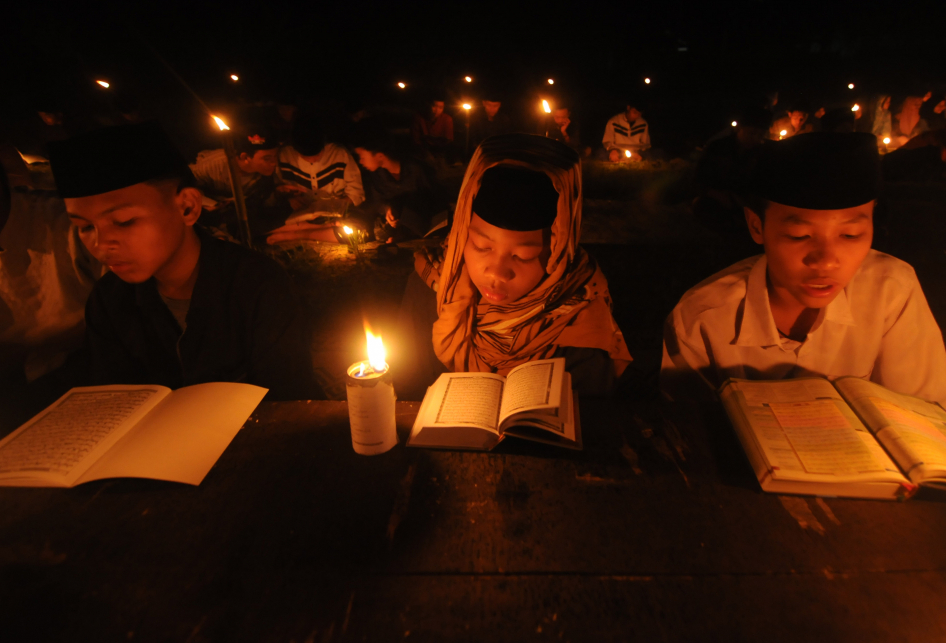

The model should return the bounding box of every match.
[481,287,508,302]
[800,280,838,298]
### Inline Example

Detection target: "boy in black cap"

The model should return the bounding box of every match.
[48,121,321,400]
[662,132,946,404]
[189,122,278,207]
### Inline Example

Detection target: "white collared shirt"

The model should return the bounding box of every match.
[661,250,946,405]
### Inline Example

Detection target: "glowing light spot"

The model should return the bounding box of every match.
[96,80,110,88]
[397,82,406,89]
[343,225,353,235]
[212,116,230,131]
[547,78,554,85]
[852,104,860,112]
[462,103,472,110]
[624,150,632,158]
[464,76,472,83]
[883,137,891,145]
[848,83,855,89]
[731,121,738,127]
[230,74,239,81]
[542,99,551,114]
[644,78,651,84]
[366,330,387,373]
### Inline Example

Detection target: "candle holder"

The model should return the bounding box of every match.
[346,332,396,455]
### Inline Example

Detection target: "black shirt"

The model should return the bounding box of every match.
[363,158,446,238]
[84,227,321,400]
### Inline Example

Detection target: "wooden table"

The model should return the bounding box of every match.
[2,398,946,642]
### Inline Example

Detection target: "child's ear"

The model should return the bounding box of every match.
[744,206,764,245]
[177,187,203,226]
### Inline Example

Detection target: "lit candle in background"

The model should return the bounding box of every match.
[542,100,551,114]
[848,83,855,89]
[624,150,632,159]
[851,104,860,112]
[779,129,788,139]
[883,137,891,145]
[464,76,472,83]
[731,121,738,127]
[346,329,397,455]
[463,103,472,154]
[230,74,239,82]
[96,80,110,89]
[644,78,651,84]
[212,115,230,131]
[397,82,406,89]
[547,78,555,85]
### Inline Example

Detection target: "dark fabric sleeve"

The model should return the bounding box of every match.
[84,285,146,386]
[554,346,616,397]
[246,272,324,401]
[393,272,446,400]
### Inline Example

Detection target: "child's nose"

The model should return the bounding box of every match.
[805,240,841,271]
[486,260,515,283]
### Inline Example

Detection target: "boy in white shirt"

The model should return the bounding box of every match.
[662,132,946,404]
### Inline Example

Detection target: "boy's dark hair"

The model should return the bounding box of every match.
[348,119,400,159]
[291,112,325,157]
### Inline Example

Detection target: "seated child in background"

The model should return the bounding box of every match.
[49,122,322,401]
[662,132,946,404]
[397,133,631,398]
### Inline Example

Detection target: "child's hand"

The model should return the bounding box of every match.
[385,207,398,228]
[608,149,621,163]
[276,184,308,195]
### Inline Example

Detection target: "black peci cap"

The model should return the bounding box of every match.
[751,132,880,209]
[472,165,559,231]
[48,121,191,198]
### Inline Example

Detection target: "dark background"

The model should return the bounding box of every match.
[2,0,945,156]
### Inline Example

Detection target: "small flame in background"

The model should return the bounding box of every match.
[542,99,551,114]
[547,78,554,85]
[397,82,406,89]
[230,74,239,81]
[366,329,387,372]
[883,137,891,145]
[96,80,110,88]
[779,129,788,139]
[343,225,353,235]
[212,116,230,131]
[731,121,738,127]
[625,150,632,158]
[644,78,651,84]
[462,103,472,110]
[464,76,472,83]
[852,104,860,112]
[848,83,855,89]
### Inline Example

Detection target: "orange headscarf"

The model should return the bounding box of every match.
[416,133,631,376]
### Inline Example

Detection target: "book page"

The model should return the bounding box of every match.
[736,378,840,408]
[499,358,564,423]
[770,401,885,475]
[433,374,504,430]
[78,382,267,486]
[0,386,169,485]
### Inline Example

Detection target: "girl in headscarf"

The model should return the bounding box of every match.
[396,133,631,398]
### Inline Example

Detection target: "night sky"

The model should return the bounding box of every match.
[3,0,945,153]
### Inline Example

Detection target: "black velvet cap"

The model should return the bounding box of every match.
[751,132,880,209]
[48,121,191,198]
[473,166,559,231]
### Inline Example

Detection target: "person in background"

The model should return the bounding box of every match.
[543,104,584,155]
[277,110,365,210]
[920,93,946,132]
[0,143,103,431]
[189,122,279,208]
[890,95,929,150]
[769,111,795,140]
[787,100,813,136]
[469,92,513,151]
[48,122,321,401]
[351,120,447,244]
[412,97,455,163]
[602,101,650,161]
[396,134,631,400]
[872,95,893,149]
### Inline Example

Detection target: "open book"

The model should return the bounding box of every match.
[408,358,580,451]
[0,382,267,488]
[720,377,946,500]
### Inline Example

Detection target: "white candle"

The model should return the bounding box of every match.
[346,331,396,455]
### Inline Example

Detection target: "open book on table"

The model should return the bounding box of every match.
[720,376,946,500]
[408,358,581,451]
[0,382,267,488]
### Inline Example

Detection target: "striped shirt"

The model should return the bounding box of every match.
[189,149,261,201]
[277,144,365,206]
[602,114,651,152]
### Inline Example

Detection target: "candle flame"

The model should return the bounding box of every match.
[464,76,472,83]
[462,103,472,110]
[848,83,855,89]
[343,225,353,235]
[779,129,788,138]
[96,80,110,88]
[547,78,554,85]
[230,74,239,81]
[624,150,632,158]
[644,78,651,84]
[883,137,891,145]
[542,99,551,114]
[212,116,230,131]
[366,329,386,372]
[397,82,406,89]
[358,363,365,377]
[851,104,860,112]
[731,121,738,127]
